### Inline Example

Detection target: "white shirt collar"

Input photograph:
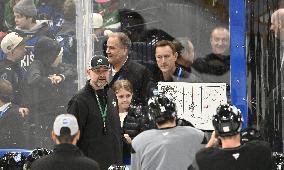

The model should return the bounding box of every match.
[111,56,128,76]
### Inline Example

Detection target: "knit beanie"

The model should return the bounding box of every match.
[13,0,37,17]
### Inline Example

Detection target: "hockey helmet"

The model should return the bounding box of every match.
[148,94,177,124]
[213,104,243,137]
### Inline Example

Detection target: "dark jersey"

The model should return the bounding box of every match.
[189,140,272,170]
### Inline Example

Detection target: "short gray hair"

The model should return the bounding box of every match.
[175,37,193,56]
[108,32,132,49]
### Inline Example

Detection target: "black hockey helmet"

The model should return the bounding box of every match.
[148,94,177,124]
[212,104,243,137]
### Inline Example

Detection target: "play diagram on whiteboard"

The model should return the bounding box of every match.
[158,82,227,130]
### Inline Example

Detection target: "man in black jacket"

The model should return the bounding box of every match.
[0,32,29,115]
[0,79,26,148]
[67,55,122,170]
[31,114,100,170]
[192,27,230,84]
[106,32,155,105]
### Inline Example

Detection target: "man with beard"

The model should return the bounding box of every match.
[67,55,122,170]
[192,27,230,85]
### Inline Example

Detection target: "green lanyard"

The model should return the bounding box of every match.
[94,90,108,128]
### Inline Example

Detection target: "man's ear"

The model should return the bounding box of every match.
[123,48,128,56]
[174,52,178,61]
[51,131,57,142]
[76,130,80,141]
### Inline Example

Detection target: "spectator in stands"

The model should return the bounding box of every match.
[0,32,29,115]
[30,114,100,170]
[95,0,120,29]
[174,37,195,73]
[131,95,206,170]
[0,79,26,148]
[106,32,155,105]
[89,12,108,56]
[24,36,76,148]
[153,40,201,83]
[192,27,230,84]
[56,0,76,65]
[0,1,5,31]
[37,0,65,34]
[12,0,54,73]
[3,0,20,30]
[112,79,153,165]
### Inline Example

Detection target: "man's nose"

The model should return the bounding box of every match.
[216,40,223,45]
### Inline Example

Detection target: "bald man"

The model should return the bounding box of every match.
[192,27,230,85]
[210,27,230,55]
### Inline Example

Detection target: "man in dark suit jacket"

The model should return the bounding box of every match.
[106,32,155,106]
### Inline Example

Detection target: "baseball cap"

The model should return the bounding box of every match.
[89,55,110,69]
[83,13,103,29]
[1,32,25,54]
[53,114,79,136]
[89,13,103,28]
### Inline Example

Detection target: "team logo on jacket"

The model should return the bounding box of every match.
[112,100,117,107]
[232,153,240,160]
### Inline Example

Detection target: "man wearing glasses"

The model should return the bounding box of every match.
[67,55,122,170]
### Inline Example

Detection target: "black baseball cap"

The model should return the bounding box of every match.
[90,55,110,69]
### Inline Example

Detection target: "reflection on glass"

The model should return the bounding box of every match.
[0,0,230,153]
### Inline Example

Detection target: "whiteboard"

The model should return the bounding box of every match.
[158,82,227,130]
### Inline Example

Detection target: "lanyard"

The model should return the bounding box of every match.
[94,90,108,127]
[177,67,182,80]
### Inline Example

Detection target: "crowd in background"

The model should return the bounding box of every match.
[0,0,254,170]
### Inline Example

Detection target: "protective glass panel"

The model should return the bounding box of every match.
[0,0,229,166]
[0,0,77,151]
[246,0,283,153]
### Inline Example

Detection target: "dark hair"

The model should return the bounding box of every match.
[34,36,61,67]
[56,127,76,143]
[172,40,184,58]
[63,0,76,21]
[119,9,146,42]
[155,40,177,54]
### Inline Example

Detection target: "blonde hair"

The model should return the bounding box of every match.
[112,80,133,94]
